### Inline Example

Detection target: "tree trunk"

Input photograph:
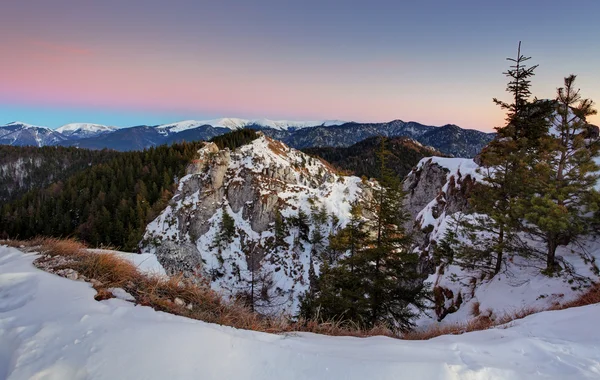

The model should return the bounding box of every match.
[494,225,504,275]
[546,234,557,274]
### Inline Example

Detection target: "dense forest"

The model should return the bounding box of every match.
[302,136,445,179]
[0,145,119,203]
[0,142,204,250]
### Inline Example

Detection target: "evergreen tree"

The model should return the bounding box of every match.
[303,137,428,332]
[273,207,288,249]
[524,75,600,274]
[359,137,429,329]
[215,207,236,248]
[447,42,552,276]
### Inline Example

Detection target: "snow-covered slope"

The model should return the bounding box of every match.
[157,118,347,133]
[142,134,371,314]
[2,245,600,380]
[56,123,117,138]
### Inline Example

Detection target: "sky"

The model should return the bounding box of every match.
[1,0,599,131]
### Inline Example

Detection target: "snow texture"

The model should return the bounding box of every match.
[1,246,600,379]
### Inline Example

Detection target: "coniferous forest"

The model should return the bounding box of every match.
[0,145,120,203]
[0,142,204,250]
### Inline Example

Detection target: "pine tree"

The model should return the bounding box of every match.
[524,75,600,274]
[273,208,288,249]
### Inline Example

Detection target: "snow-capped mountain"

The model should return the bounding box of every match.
[56,123,117,139]
[0,122,66,147]
[0,118,495,158]
[141,134,600,319]
[157,118,346,133]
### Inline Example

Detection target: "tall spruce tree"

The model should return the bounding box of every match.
[524,75,600,274]
[303,137,428,332]
[445,42,552,276]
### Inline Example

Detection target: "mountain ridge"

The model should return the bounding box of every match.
[0,119,495,158]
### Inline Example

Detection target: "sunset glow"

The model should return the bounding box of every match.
[2,1,599,130]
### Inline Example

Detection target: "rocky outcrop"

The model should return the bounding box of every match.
[403,157,479,248]
[141,134,372,314]
[402,157,480,320]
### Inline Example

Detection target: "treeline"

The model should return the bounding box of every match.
[0,145,119,204]
[0,142,204,250]
[303,136,445,179]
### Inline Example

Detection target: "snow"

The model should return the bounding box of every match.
[414,156,480,179]
[1,121,51,130]
[56,123,117,135]
[157,118,347,132]
[1,245,600,379]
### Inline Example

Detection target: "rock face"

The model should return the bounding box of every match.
[403,157,479,250]
[402,157,481,320]
[141,134,372,314]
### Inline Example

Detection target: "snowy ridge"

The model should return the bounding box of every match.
[2,245,600,379]
[56,123,117,136]
[143,134,370,314]
[2,121,51,130]
[157,118,347,132]
[0,122,66,147]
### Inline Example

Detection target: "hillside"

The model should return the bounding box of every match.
[0,145,119,204]
[0,142,204,250]
[302,136,445,179]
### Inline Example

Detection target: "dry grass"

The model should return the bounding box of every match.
[560,284,600,309]
[5,237,599,341]
[5,238,395,338]
[404,306,541,340]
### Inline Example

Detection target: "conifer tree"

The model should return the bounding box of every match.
[215,207,236,247]
[359,137,428,329]
[524,75,600,274]
[303,137,428,331]
[446,42,552,276]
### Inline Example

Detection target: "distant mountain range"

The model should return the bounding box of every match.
[0,118,495,158]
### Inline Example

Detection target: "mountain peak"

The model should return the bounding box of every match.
[4,121,50,130]
[56,123,117,134]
